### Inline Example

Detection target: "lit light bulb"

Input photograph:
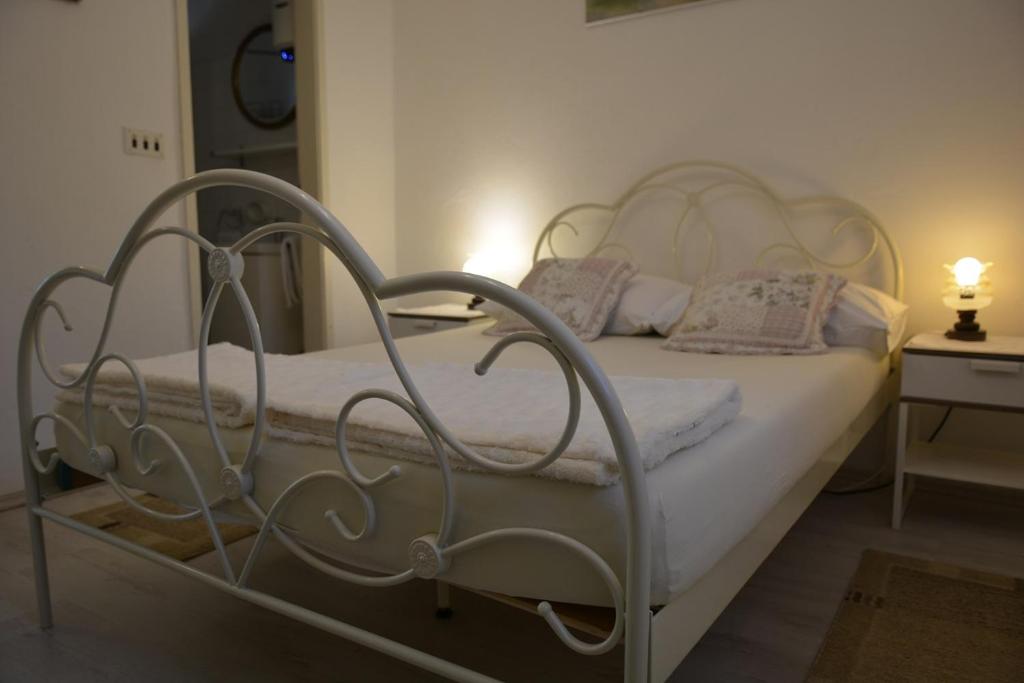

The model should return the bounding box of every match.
[951,256,984,290]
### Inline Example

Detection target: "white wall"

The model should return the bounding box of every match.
[318,0,396,348]
[392,0,1024,338]
[0,0,192,497]
[390,0,1024,454]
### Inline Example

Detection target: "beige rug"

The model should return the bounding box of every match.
[807,549,1024,682]
[72,494,257,562]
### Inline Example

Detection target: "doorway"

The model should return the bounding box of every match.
[182,0,319,354]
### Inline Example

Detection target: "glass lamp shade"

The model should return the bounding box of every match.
[942,293,993,311]
[942,256,993,310]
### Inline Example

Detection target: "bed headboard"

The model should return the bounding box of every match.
[533,161,904,300]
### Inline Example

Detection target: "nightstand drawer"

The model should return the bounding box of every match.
[902,352,1024,409]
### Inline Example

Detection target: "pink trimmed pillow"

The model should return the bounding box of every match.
[486,257,637,341]
[662,269,846,355]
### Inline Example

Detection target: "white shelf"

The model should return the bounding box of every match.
[905,441,1024,490]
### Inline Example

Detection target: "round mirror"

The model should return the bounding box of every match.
[231,24,295,129]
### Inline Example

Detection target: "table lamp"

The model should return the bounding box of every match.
[943,256,992,341]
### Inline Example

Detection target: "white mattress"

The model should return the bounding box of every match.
[54,327,888,606]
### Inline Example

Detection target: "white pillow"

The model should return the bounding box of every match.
[823,282,908,355]
[650,288,694,337]
[604,274,692,335]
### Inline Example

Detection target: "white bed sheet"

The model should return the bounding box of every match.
[54,326,888,606]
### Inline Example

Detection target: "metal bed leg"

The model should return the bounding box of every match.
[23,467,53,629]
[27,511,53,629]
[891,402,909,530]
[435,581,453,619]
[884,399,899,472]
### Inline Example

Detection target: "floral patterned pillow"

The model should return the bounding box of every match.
[486,257,637,341]
[662,269,846,355]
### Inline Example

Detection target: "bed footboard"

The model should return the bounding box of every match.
[17,170,652,682]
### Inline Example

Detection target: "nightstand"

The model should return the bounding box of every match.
[892,332,1024,529]
[387,303,489,339]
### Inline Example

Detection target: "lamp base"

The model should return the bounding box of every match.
[945,309,987,342]
[946,329,987,341]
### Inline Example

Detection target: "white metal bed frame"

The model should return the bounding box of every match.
[19,161,903,682]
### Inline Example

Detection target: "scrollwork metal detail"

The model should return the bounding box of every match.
[442,528,625,656]
[532,160,903,300]
[408,535,447,579]
[207,248,243,282]
[27,413,83,475]
[19,169,664,682]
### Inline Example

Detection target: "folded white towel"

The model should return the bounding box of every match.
[59,343,249,425]
[57,343,357,428]
[59,344,741,485]
[268,362,741,485]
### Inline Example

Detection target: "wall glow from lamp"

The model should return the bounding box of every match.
[462,251,502,278]
[467,199,533,282]
[942,256,993,341]
[460,243,531,286]
[462,248,530,309]
[460,197,534,308]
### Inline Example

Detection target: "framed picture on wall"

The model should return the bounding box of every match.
[585,0,717,25]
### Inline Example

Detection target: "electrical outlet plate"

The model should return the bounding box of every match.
[123,127,164,159]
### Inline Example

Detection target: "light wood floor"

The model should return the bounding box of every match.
[2,479,1022,682]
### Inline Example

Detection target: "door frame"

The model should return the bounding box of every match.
[173,0,328,351]
[174,0,202,344]
[293,0,331,351]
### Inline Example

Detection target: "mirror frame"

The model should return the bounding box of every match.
[231,23,296,130]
